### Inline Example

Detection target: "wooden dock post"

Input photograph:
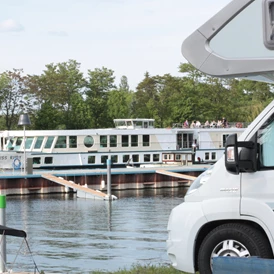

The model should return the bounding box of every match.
[106,159,112,200]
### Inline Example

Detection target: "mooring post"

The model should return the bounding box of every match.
[0,195,6,273]
[107,159,112,200]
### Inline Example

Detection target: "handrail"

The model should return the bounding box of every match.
[172,122,248,129]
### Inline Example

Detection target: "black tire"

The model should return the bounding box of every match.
[198,223,273,274]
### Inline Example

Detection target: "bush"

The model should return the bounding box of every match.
[90,263,184,274]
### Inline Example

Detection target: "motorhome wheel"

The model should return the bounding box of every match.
[197,223,272,274]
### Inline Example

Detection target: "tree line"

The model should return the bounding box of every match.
[0,60,273,130]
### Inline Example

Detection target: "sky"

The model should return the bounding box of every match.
[1,0,231,90]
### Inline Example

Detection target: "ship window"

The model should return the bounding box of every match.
[168,154,174,160]
[205,153,210,160]
[135,121,142,127]
[33,157,41,164]
[183,133,193,148]
[212,152,216,160]
[116,121,126,127]
[110,135,117,147]
[143,135,150,146]
[88,156,95,164]
[153,154,160,162]
[25,137,34,149]
[177,134,182,149]
[14,137,23,151]
[69,136,77,148]
[101,155,108,164]
[6,138,14,150]
[34,136,44,149]
[123,155,130,163]
[45,157,53,164]
[84,136,94,148]
[132,154,139,162]
[100,136,107,147]
[164,154,172,160]
[45,137,54,149]
[111,155,118,163]
[122,135,129,147]
[144,154,150,162]
[55,136,67,148]
[131,135,138,147]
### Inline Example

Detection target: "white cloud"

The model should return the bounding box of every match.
[0,19,24,32]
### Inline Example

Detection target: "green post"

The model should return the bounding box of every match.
[0,196,6,209]
[0,195,6,272]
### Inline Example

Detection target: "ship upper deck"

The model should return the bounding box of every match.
[114,118,155,129]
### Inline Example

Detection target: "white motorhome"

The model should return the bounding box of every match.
[167,0,274,273]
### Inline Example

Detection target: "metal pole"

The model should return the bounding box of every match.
[0,195,6,273]
[107,159,111,199]
[23,125,26,174]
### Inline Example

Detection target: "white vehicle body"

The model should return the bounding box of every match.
[167,100,274,273]
[167,0,274,273]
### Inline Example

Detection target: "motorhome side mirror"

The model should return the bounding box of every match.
[225,134,239,175]
[225,133,257,175]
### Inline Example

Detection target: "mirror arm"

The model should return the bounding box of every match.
[237,141,254,149]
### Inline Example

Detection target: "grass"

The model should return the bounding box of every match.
[90,263,184,274]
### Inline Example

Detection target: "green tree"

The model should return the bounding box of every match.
[134,72,158,120]
[119,75,130,92]
[34,101,61,129]
[69,93,92,129]
[178,63,211,122]
[157,74,186,127]
[86,67,116,128]
[0,69,35,130]
[234,80,274,122]
[107,76,134,120]
[36,59,86,129]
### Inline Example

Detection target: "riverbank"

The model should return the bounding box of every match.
[91,264,183,273]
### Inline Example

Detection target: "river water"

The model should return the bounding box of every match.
[5,188,187,273]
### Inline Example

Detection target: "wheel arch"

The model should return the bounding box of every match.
[194,219,274,271]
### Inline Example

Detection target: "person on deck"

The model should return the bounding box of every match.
[222,117,227,128]
[204,120,210,128]
[183,120,189,128]
[196,120,201,127]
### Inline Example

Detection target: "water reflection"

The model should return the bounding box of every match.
[5,187,187,273]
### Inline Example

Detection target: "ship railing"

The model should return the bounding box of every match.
[172,122,249,129]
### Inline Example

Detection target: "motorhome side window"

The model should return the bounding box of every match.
[258,114,274,167]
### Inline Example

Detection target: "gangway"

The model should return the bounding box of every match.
[156,169,196,186]
[42,174,117,200]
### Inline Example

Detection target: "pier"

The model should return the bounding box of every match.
[155,169,197,186]
[0,164,209,196]
[41,174,117,200]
